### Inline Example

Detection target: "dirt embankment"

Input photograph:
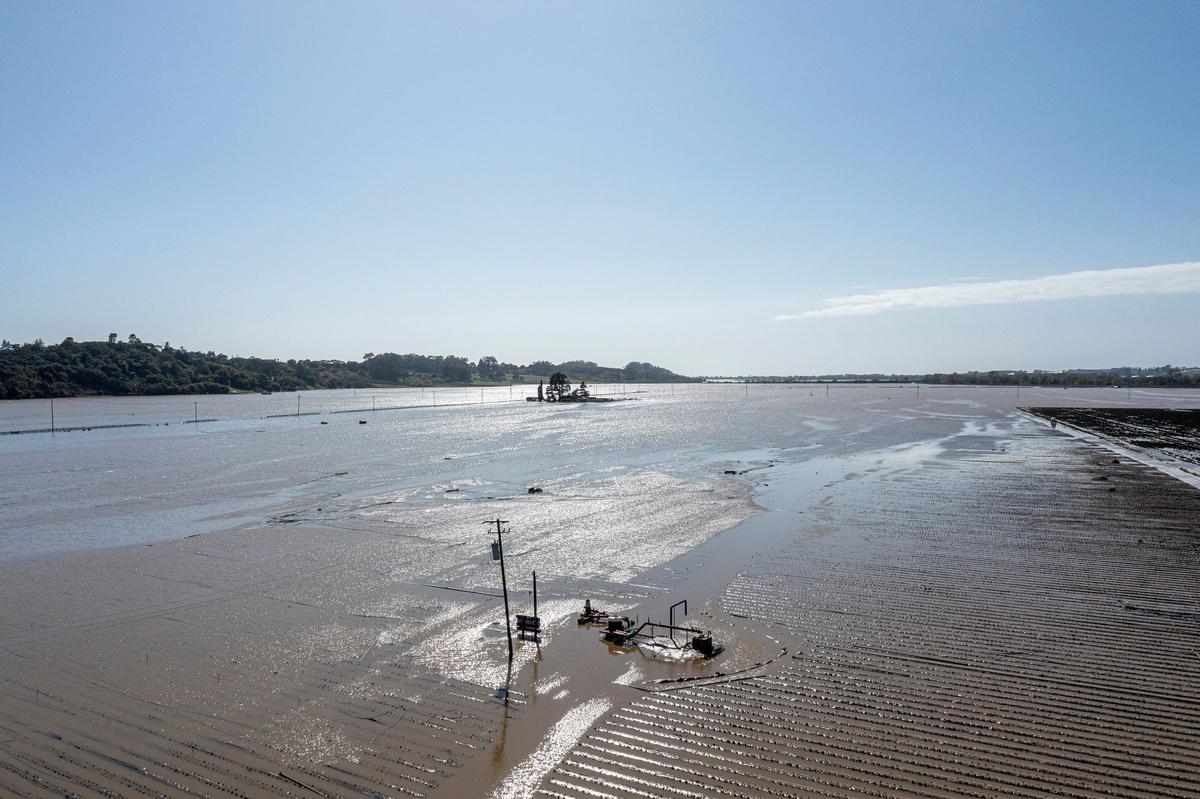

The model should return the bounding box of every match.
[1027,407,1200,464]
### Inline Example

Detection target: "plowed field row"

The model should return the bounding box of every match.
[539,424,1200,798]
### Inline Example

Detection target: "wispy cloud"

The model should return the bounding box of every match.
[775,261,1200,321]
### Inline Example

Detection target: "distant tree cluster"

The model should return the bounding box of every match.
[547,372,570,400]
[706,365,1200,387]
[0,338,698,399]
[920,366,1199,387]
[544,360,691,384]
[358,353,474,383]
[0,337,376,399]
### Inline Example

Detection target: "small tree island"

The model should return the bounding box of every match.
[529,372,619,403]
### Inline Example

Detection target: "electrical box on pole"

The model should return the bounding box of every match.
[484,518,514,660]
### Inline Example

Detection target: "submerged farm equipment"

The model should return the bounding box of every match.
[577,598,722,658]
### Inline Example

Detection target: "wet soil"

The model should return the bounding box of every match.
[1027,407,1200,464]
[3,387,1199,799]
[538,418,1200,798]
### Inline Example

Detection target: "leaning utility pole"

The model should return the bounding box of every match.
[485,517,514,660]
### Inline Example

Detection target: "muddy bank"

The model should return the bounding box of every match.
[1027,406,1200,466]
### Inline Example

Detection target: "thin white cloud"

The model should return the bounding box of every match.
[775,261,1200,321]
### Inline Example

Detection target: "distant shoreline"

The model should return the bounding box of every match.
[0,338,698,400]
[0,379,672,402]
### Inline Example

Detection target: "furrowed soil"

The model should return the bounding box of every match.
[539,416,1200,799]
[0,385,1197,799]
[1027,406,1200,467]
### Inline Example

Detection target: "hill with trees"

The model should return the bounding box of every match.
[0,336,698,399]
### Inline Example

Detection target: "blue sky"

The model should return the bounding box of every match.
[2,1,1197,374]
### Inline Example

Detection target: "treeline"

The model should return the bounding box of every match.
[357,353,691,386]
[921,366,1200,387]
[716,365,1200,387]
[0,336,697,399]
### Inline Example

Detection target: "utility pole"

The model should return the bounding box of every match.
[372,395,376,412]
[50,397,55,434]
[485,518,514,660]
[532,570,540,651]
[297,395,301,416]
[194,401,198,424]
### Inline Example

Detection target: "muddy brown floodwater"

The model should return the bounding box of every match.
[0,384,1197,798]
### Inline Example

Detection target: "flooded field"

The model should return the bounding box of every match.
[1028,406,1200,468]
[0,384,1197,798]
[545,422,1200,798]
